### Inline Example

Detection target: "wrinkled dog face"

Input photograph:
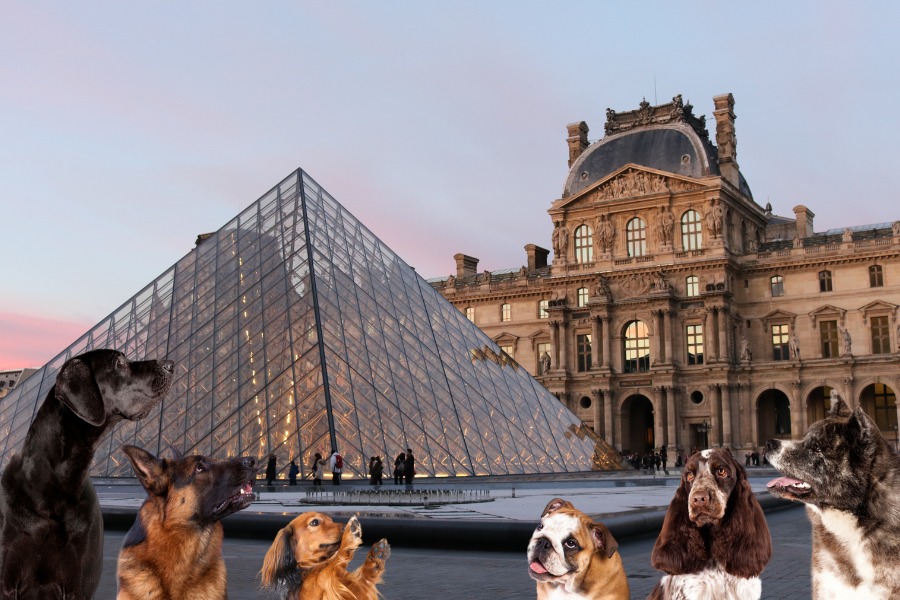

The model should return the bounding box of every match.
[767,399,876,512]
[683,449,739,527]
[527,511,582,581]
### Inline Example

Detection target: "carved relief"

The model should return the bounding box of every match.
[595,169,668,200]
[595,213,616,254]
[604,95,709,139]
[704,199,725,238]
[593,275,613,300]
[552,222,570,258]
[655,206,676,246]
[616,273,654,299]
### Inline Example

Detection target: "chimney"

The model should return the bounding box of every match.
[566,121,589,168]
[453,253,479,279]
[524,244,550,270]
[792,205,815,238]
[712,94,740,187]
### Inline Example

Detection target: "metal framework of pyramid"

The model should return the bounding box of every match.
[0,169,623,479]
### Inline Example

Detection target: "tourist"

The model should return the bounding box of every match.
[330,450,343,485]
[288,459,299,486]
[404,448,415,485]
[312,452,325,486]
[393,452,405,484]
[266,453,277,486]
[370,456,384,485]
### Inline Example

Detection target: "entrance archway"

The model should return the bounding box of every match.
[859,383,898,445]
[757,389,791,446]
[622,394,654,455]
[807,386,833,426]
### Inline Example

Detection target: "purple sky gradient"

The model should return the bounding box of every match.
[2,1,899,368]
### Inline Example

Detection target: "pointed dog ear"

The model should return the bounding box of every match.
[829,395,852,418]
[847,406,880,452]
[55,357,105,426]
[261,526,296,587]
[122,445,167,495]
[541,498,575,517]
[165,444,183,459]
[590,521,619,559]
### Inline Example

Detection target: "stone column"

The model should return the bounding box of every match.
[718,307,729,362]
[705,308,716,364]
[721,383,733,448]
[549,320,559,370]
[591,389,603,435]
[558,321,569,372]
[750,401,759,450]
[740,384,752,448]
[614,406,623,452]
[651,310,662,365]
[604,389,614,446]
[664,310,674,365]
[666,385,677,451]
[653,387,666,449]
[602,316,612,370]
[790,381,803,441]
[709,384,723,446]
[591,317,600,370]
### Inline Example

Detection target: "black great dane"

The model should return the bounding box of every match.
[0,349,174,600]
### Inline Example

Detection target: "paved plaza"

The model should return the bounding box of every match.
[93,504,811,599]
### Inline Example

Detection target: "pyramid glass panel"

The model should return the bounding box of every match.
[0,168,624,478]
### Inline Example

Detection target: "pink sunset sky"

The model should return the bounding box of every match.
[1,1,899,369]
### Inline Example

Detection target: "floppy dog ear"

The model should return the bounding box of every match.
[651,479,708,575]
[710,462,772,578]
[55,358,105,427]
[541,498,575,517]
[590,522,618,559]
[261,526,296,588]
[122,445,167,495]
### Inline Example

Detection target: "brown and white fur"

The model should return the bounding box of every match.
[766,396,900,599]
[261,512,390,600]
[527,498,629,600]
[648,449,772,600]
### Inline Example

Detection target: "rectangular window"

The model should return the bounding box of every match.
[577,288,589,307]
[466,307,475,323]
[771,276,785,297]
[500,345,513,357]
[686,277,699,297]
[501,304,511,322]
[537,342,550,375]
[821,320,839,358]
[772,324,790,361]
[871,316,891,355]
[870,265,884,287]
[819,271,833,292]
[686,324,704,365]
[539,300,549,319]
[577,334,592,372]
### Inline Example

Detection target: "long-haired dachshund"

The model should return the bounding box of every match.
[261,513,390,600]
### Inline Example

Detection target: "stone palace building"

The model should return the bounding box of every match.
[429,93,900,455]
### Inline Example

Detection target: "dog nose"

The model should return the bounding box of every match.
[160,360,175,374]
[691,491,709,507]
[765,439,781,452]
[242,457,258,469]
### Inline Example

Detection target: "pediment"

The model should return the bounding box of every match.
[492,332,520,344]
[761,309,797,324]
[859,300,898,323]
[808,304,847,328]
[552,164,706,210]
[527,329,551,339]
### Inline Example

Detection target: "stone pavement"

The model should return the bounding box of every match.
[93,504,812,600]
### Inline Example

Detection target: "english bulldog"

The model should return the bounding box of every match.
[527,498,630,600]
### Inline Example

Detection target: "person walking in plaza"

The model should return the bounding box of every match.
[312,452,325,486]
[370,455,384,485]
[403,448,415,485]
[330,450,343,485]
[266,453,277,486]
[654,452,661,472]
[660,446,667,473]
[288,459,299,486]
[393,452,405,484]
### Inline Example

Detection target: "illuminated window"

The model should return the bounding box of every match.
[574,225,594,264]
[465,307,475,323]
[686,324,704,365]
[772,324,790,361]
[686,276,699,297]
[626,218,647,257]
[577,287,589,307]
[624,321,650,373]
[539,300,549,319]
[501,304,511,322]
[500,345,514,357]
[681,210,703,250]
[771,276,784,297]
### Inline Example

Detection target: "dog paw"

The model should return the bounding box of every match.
[369,538,391,564]
[347,516,362,540]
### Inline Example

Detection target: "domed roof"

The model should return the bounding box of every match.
[562,97,752,200]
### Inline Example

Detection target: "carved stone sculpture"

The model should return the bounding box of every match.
[842,228,854,243]
[595,169,668,201]
[652,270,673,292]
[540,351,551,374]
[839,327,852,357]
[518,266,529,278]
[793,235,803,249]
[789,332,801,360]
[655,206,675,246]
[704,199,723,238]
[445,274,456,287]
[893,221,900,237]
[482,270,492,283]
[747,238,758,253]
[593,275,612,299]
[618,273,653,299]
[552,222,569,258]
[595,213,616,254]
[740,336,752,362]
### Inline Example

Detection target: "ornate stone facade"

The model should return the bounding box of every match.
[431,94,900,455]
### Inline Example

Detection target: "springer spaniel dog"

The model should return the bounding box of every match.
[647,448,772,600]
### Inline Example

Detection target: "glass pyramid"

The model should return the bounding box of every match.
[0,169,624,479]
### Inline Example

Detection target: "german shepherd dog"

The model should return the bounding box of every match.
[116,445,258,600]
[766,394,900,599]
[261,512,390,600]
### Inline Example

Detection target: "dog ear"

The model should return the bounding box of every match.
[710,465,772,578]
[829,394,852,418]
[590,522,618,559]
[651,478,708,575]
[541,498,575,517]
[847,406,880,453]
[261,526,296,587]
[122,445,167,495]
[165,444,183,460]
[55,357,106,427]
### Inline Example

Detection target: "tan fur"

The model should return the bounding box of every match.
[261,513,390,600]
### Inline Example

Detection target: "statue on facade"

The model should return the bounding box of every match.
[595,213,615,254]
[747,238,759,253]
[482,269,492,283]
[705,199,722,238]
[593,274,612,299]
[789,331,801,360]
[540,351,551,374]
[740,336,752,362]
[655,205,676,246]
[652,269,673,292]
[839,326,852,357]
[893,220,900,237]
[842,228,854,243]
[552,222,569,259]
[445,274,456,287]
[518,265,529,278]
[793,235,804,249]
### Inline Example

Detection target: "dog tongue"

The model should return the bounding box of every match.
[241,483,252,494]
[530,561,548,574]
[768,477,805,488]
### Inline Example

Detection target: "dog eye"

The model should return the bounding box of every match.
[537,523,543,531]
[195,464,206,473]
[115,358,127,369]
[564,539,577,549]
[310,519,319,526]
[686,472,694,481]
[716,467,727,477]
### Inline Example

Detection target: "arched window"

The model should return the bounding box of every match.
[574,225,594,263]
[870,265,884,288]
[686,276,699,297]
[771,275,785,297]
[624,320,650,373]
[681,210,703,250]
[818,270,833,292]
[626,218,647,257]
[577,287,589,307]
